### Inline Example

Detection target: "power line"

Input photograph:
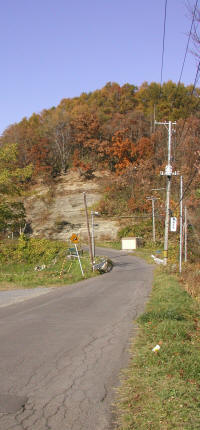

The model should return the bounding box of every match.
[172,59,200,155]
[160,0,168,91]
[192,59,200,90]
[178,0,199,85]
[173,168,198,212]
[157,0,200,125]
[172,0,200,141]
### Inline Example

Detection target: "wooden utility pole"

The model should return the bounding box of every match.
[83,192,93,266]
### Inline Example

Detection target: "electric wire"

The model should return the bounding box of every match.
[172,0,200,153]
[177,0,199,86]
[170,0,199,139]
[160,0,168,93]
[172,60,200,160]
[156,0,200,175]
[171,168,198,215]
[157,0,199,123]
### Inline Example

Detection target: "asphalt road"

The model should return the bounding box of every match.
[0,248,153,430]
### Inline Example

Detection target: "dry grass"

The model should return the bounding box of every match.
[180,263,200,302]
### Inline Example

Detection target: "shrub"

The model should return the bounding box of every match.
[0,235,67,264]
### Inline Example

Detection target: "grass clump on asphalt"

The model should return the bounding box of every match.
[115,269,200,430]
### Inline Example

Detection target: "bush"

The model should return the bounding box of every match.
[0,235,67,264]
[117,219,164,241]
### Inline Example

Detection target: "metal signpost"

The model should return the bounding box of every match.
[70,234,84,277]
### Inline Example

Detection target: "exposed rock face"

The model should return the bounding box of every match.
[24,170,119,241]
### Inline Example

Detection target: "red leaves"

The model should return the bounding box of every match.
[28,138,52,175]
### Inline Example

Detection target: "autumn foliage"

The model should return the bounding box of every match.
[0,80,199,225]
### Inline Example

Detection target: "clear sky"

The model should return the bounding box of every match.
[0,0,198,134]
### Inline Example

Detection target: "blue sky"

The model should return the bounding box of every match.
[0,0,198,134]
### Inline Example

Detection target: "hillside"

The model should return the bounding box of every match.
[0,81,199,248]
[24,169,120,241]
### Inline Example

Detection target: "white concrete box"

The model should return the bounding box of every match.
[121,237,137,250]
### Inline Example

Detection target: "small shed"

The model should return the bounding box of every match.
[121,237,141,250]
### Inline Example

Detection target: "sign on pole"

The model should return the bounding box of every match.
[170,217,177,232]
[70,233,79,243]
[70,233,84,277]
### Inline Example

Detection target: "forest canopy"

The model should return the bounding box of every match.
[0,80,199,226]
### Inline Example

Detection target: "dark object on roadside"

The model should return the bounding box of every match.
[93,258,113,273]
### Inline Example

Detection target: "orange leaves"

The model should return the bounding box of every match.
[131,137,153,161]
[98,130,154,175]
[98,129,133,174]
[128,196,152,213]
[72,112,100,149]
[29,138,52,176]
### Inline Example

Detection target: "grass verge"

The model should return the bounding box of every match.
[0,237,99,289]
[115,268,200,430]
[95,240,121,250]
[0,256,98,290]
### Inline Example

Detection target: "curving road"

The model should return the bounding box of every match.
[0,248,153,430]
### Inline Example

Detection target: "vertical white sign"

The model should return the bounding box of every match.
[170,217,177,232]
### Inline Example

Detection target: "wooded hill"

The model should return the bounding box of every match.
[0,81,199,241]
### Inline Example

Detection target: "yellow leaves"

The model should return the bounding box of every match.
[14,164,33,181]
[0,143,33,197]
[0,143,18,166]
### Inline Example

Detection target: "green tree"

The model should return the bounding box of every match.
[0,143,32,234]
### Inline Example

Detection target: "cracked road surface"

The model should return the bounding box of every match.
[0,248,153,430]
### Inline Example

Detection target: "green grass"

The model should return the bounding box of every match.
[95,239,121,249]
[0,253,98,290]
[0,237,101,289]
[115,269,200,430]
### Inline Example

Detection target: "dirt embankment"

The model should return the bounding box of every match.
[24,170,120,241]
